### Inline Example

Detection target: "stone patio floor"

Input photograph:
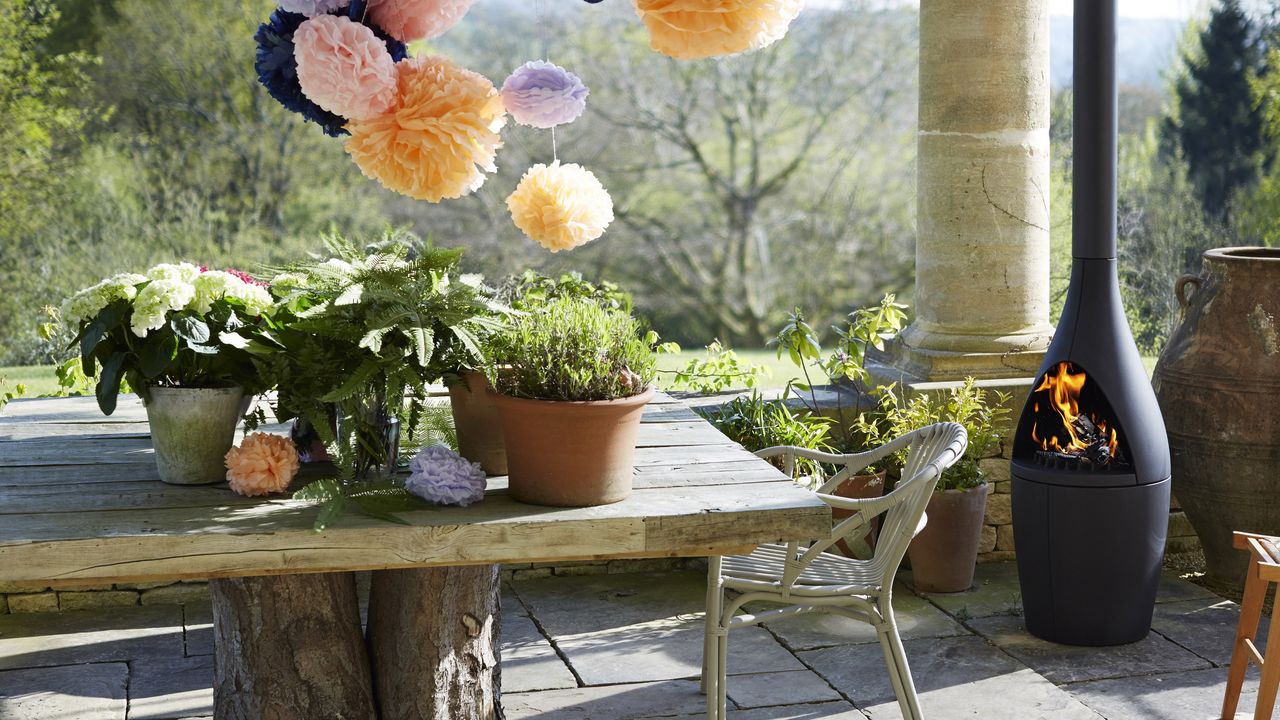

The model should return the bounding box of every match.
[0,561,1269,719]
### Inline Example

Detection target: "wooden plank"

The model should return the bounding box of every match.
[0,483,828,585]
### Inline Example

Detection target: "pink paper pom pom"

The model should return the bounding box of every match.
[294,15,399,122]
[366,0,474,42]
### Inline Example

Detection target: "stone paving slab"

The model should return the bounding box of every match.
[1065,667,1260,720]
[553,616,805,685]
[0,662,128,720]
[0,606,185,670]
[967,614,1212,684]
[909,561,1023,619]
[510,571,708,633]
[503,678,707,719]
[725,669,843,709]
[799,635,1103,719]
[1151,598,1268,667]
[128,655,215,720]
[180,603,213,657]
[757,584,967,650]
[1154,573,1221,605]
[669,702,868,719]
[501,607,578,693]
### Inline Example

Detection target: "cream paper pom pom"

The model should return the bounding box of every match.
[294,15,399,121]
[634,0,804,60]
[506,161,614,252]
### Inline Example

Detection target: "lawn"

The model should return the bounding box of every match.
[0,364,61,397]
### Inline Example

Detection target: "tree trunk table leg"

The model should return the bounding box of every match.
[210,572,376,720]
[367,565,503,720]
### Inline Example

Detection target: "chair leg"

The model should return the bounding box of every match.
[1224,560,1268,720]
[716,628,729,720]
[879,611,924,720]
[702,557,721,695]
[1254,586,1280,720]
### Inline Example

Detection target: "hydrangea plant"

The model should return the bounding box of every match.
[61,263,279,415]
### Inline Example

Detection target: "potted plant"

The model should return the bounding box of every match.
[486,296,658,507]
[856,378,1009,592]
[265,234,504,481]
[62,263,276,484]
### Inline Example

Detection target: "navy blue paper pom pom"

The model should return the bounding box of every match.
[254,6,409,137]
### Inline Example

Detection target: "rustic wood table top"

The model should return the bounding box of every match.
[0,393,830,587]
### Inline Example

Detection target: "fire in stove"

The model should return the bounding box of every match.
[1023,362,1130,472]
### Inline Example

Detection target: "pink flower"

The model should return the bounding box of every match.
[226,433,301,497]
[366,0,474,43]
[294,15,399,122]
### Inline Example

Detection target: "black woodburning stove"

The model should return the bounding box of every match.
[1010,0,1172,646]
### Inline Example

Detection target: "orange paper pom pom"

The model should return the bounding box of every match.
[225,433,301,497]
[634,0,803,60]
[345,56,506,202]
[507,161,614,252]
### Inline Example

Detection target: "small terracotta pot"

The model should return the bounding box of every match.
[831,470,887,558]
[907,484,991,593]
[492,386,655,507]
[448,372,507,476]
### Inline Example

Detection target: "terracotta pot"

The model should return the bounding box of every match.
[831,470,887,558]
[492,386,655,507]
[1153,247,1280,587]
[448,372,507,476]
[907,484,991,593]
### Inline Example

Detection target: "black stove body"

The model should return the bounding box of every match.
[1009,0,1172,646]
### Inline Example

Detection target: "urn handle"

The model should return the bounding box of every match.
[1175,274,1203,311]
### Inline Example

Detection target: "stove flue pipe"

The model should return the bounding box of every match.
[1073,0,1118,260]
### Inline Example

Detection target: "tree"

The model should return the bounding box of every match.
[1161,0,1266,221]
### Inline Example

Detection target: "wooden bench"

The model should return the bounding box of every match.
[0,393,830,719]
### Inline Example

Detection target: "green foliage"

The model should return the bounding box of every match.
[700,391,833,482]
[1162,0,1267,221]
[505,270,632,313]
[663,341,769,393]
[489,297,657,402]
[853,379,1010,491]
[0,377,28,412]
[293,477,441,532]
[265,233,504,479]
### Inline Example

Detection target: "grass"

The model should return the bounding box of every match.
[0,364,61,397]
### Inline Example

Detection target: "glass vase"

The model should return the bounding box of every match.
[335,392,402,480]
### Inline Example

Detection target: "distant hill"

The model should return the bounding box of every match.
[1051,15,1186,89]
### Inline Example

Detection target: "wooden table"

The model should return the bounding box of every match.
[0,393,830,719]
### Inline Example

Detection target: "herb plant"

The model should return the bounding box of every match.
[488,296,657,402]
[701,391,834,482]
[662,340,769,393]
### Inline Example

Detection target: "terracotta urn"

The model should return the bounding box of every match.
[492,386,654,507]
[448,372,507,476]
[907,484,991,593]
[1153,247,1280,587]
[830,469,887,558]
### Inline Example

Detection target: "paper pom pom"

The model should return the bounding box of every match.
[225,433,301,497]
[254,8,408,137]
[507,161,614,252]
[405,445,487,506]
[278,0,349,16]
[501,61,589,129]
[634,0,803,60]
[295,15,398,121]
[367,0,474,42]
[345,56,506,201]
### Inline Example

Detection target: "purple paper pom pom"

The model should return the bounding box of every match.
[279,0,350,16]
[501,60,589,129]
[405,445,487,507]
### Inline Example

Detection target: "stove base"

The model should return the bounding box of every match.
[1011,474,1171,646]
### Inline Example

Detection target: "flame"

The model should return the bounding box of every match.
[1033,363,1120,459]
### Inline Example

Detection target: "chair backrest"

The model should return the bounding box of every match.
[781,422,968,587]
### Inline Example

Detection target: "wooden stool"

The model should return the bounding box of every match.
[1223,531,1280,720]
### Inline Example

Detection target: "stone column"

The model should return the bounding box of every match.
[870,0,1054,383]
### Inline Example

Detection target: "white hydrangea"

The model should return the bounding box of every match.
[61,273,148,323]
[146,262,202,284]
[192,271,273,316]
[130,278,196,337]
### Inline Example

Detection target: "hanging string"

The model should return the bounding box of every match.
[551,127,558,163]
[535,0,556,162]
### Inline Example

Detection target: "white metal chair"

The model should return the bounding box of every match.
[702,422,968,720]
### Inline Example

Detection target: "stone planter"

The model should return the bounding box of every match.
[1153,247,1280,587]
[492,386,654,507]
[144,386,244,485]
[907,484,991,593]
[448,372,507,476]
